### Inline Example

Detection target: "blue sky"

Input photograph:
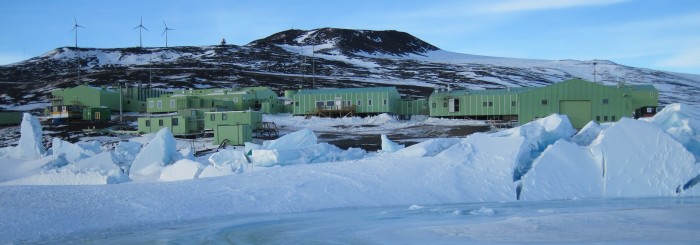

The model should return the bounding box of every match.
[1,0,699,74]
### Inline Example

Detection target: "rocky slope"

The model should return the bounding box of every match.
[0,27,698,110]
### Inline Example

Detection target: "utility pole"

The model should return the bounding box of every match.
[593,60,598,84]
[119,83,123,123]
[312,43,315,89]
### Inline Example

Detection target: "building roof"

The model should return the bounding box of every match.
[623,84,657,92]
[436,87,534,96]
[434,79,657,96]
[296,87,398,95]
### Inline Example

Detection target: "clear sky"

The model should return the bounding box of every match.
[1,0,699,74]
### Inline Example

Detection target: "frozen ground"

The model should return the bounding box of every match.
[0,104,699,243]
[265,114,491,150]
[43,197,700,244]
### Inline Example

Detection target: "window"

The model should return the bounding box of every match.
[646,107,653,113]
[357,100,362,106]
[158,119,163,126]
[611,116,616,121]
[488,102,493,107]
[295,102,299,106]
[383,99,387,105]
[454,99,460,112]
[368,99,373,106]
[210,114,215,121]
[170,99,176,108]
[596,116,600,121]
[603,99,609,104]
[443,102,448,107]
[327,101,335,107]
[52,107,58,112]
[316,101,324,108]
[604,116,608,121]
[483,102,487,107]
[172,118,179,126]
[149,101,154,108]
[222,114,228,120]
[541,100,548,105]
[233,97,239,103]
[157,100,162,109]
[145,120,150,127]
[512,101,516,106]
[432,102,436,108]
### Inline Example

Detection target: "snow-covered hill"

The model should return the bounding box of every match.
[1,28,698,109]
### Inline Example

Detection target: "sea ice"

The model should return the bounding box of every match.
[10,113,45,159]
[129,128,180,181]
[380,134,405,152]
[160,159,203,181]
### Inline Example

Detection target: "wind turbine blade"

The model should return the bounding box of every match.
[133,26,140,30]
[162,29,167,35]
[74,17,77,25]
[143,26,149,31]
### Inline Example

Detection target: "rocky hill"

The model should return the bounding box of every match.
[0,27,698,110]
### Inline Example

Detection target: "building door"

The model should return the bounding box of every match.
[95,112,101,120]
[559,100,591,129]
[448,99,455,113]
[335,97,343,110]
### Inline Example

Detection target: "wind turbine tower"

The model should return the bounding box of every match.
[133,17,149,48]
[162,21,174,47]
[71,17,84,48]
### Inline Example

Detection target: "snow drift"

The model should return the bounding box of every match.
[1,104,699,201]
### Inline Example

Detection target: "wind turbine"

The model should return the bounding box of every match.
[133,16,148,48]
[162,21,174,47]
[71,17,84,48]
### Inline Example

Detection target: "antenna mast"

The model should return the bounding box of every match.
[593,60,598,84]
[312,30,318,89]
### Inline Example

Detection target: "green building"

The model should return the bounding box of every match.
[0,111,22,125]
[146,87,282,114]
[428,79,658,128]
[291,87,402,116]
[51,84,168,113]
[82,107,111,122]
[398,98,429,119]
[213,124,252,145]
[204,111,263,131]
[137,114,204,136]
[204,111,263,145]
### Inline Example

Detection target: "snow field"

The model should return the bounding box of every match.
[1,105,699,197]
[1,106,700,242]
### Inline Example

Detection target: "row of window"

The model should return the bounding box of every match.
[148,98,243,109]
[143,118,179,127]
[299,99,387,107]
[427,99,610,107]
[541,99,610,105]
[597,115,616,122]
